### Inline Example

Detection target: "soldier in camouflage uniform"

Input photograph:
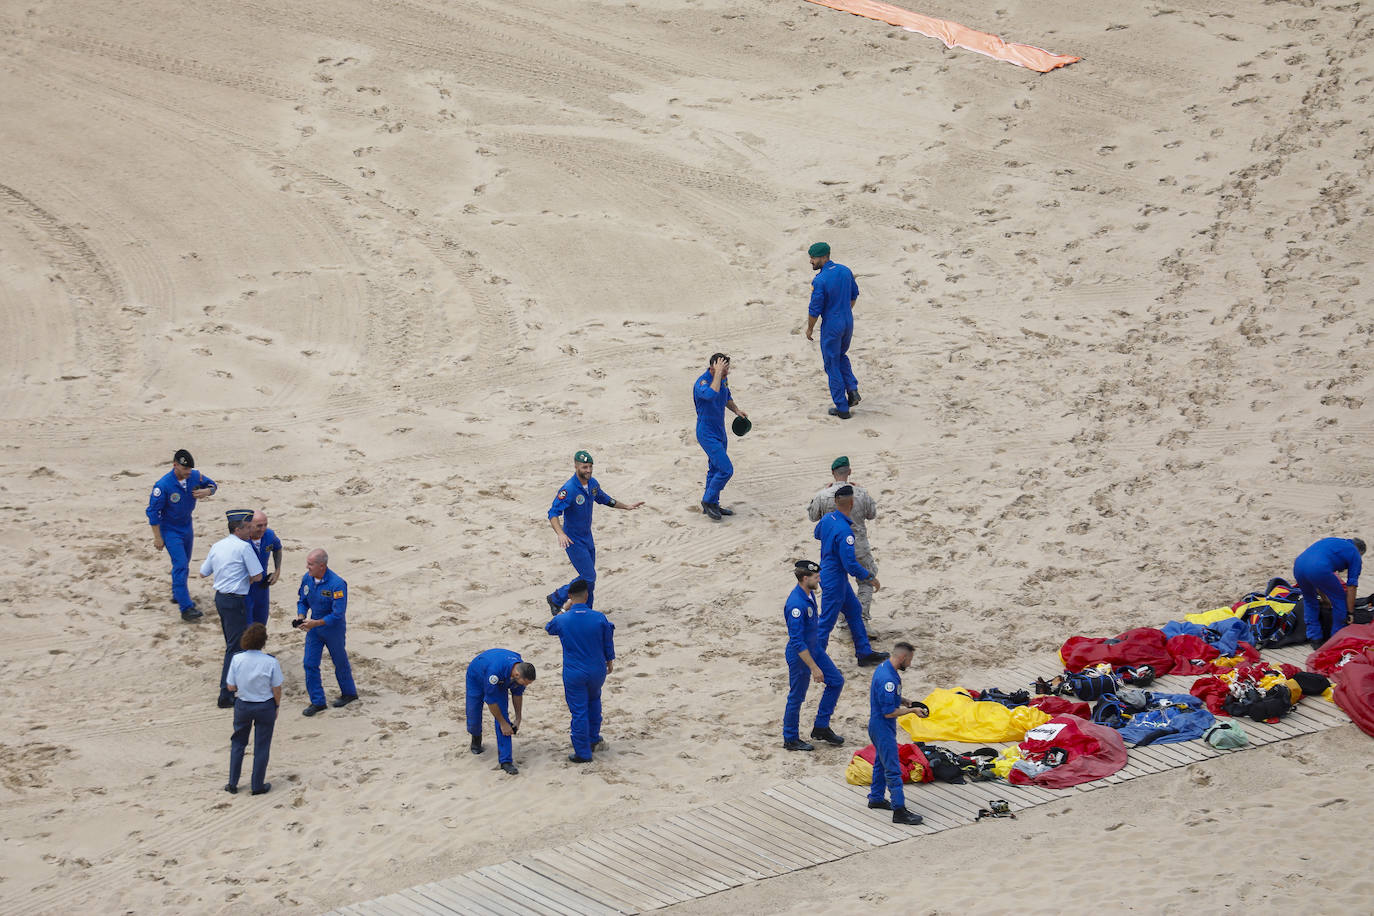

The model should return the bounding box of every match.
[807,456,878,621]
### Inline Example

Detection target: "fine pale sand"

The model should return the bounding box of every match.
[1,0,1371,912]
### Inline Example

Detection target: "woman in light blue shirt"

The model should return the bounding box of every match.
[225,623,283,795]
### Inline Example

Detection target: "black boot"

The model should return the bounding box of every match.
[892,806,924,826]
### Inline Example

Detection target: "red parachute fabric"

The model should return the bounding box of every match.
[1029,696,1090,719]
[1331,661,1374,738]
[1060,628,1174,674]
[1009,715,1127,788]
[1306,623,1374,676]
[853,742,933,782]
[1190,676,1230,714]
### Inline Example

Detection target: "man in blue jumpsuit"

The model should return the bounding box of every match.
[783,560,846,751]
[815,486,888,667]
[867,641,926,826]
[546,450,643,612]
[246,510,282,627]
[465,648,537,775]
[146,448,217,621]
[295,548,358,716]
[805,242,861,419]
[1294,536,1365,645]
[545,580,616,763]
[694,353,749,520]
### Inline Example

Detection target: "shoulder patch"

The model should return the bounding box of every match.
[488,674,499,685]
[557,489,568,501]
[884,681,895,693]
[152,486,161,497]
[333,590,344,598]
[790,607,801,618]
[846,534,855,546]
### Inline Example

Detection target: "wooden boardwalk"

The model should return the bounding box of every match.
[328,644,1349,915]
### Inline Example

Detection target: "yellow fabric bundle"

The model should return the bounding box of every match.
[1185,607,1241,625]
[898,688,1051,743]
[845,756,873,786]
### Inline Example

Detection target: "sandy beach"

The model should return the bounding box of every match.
[1,0,1371,911]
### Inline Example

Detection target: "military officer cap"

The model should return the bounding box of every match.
[808,242,830,258]
[795,560,820,574]
[173,449,195,468]
[574,449,593,464]
[225,509,253,530]
[834,484,854,498]
[831,456,849,471]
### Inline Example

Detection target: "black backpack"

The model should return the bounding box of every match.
[1091,693,1130,728]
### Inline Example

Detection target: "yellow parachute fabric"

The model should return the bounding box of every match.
[1186,607,1240,625]
[898,688,1051,743]
[845,755,874,786]
[992,746,1023,779]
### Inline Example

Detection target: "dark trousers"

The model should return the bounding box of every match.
[228,698,277,792]
[246,581,271,627]
[216,592,249,702]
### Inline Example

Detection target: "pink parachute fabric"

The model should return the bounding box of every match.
[803,0,1080,73]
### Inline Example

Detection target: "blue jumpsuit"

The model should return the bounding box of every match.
[247,527,282,627]
[545,604,616,759]
[549,475,615,608]
[146,468,217,611]
[809,260,860,413]
[783,584,844,743]
[296,569,356,706]
[693,370,733,505]
[814,510,876,662]
[1294,537,1363,642]
[465,648,528,765]
[867,659,905,809]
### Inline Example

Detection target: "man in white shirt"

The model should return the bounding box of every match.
[201,510,264,707]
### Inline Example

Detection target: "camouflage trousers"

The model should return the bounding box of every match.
[855,549,877,622]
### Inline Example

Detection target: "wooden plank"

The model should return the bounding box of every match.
[777,780,928,840]
[598,828,732,895]
[764,783,906,845]
[497,861,627,916]
[794,775,956,832]
[496,860,623,916]
[912,780,997,823]
[358,896,431,916]
[708,800,843,863]
[553,842,687,908]
[686,807,819,869]
[525,849,661,912]
[725,794,865,858]
[477,864,589,916]
[730,791,872,852]
[664,815,788,878]
[396,888,463,915]
[662,818,791,878]
[572,837,705,904]
[621,824,755,886]
[780,780,917,840]
[440,875,546,916]
[411,882,500,916]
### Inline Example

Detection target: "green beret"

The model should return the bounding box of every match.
[808,242,830,258]
[831,456,849,471]
[574,450,593,464]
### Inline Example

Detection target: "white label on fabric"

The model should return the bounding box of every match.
[488,675,498,685]
[1024,723,1066,742]
[575,494,586,505]
[884,681,895,692]
[153,487,161,497]
[846,535,854,546]
[791,608,801,618]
